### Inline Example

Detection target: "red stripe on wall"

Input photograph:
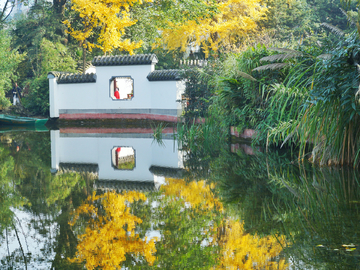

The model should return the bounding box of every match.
[59,113,178,122]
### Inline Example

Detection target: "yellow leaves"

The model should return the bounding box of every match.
[68,190,157,269]
[161,178,287,269]
[158,0,267,57]
[216,219,288,270]
[162,178,224,212]
[69,178,288,269]
[64,0,148,54]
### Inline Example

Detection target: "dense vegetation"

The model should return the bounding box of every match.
[0,0,359,166]
[1,1,360,267]
[179,2,360,168]
[188,28,360,167]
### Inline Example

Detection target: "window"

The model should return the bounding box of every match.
[110,76,134,100]
[112,147,135,170]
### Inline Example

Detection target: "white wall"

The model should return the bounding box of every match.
[49,64,184,118]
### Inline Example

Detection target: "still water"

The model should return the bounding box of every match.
[0,127,359,269]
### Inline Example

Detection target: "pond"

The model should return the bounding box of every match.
[0,127,359,269]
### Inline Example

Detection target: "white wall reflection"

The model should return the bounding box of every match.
[51,129,183,189]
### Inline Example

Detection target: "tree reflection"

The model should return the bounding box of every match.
[70,177,287,269]
[68,191,157,269]
[267,165,360,269]
[0,144,25,235]
[0,131,94,269]
[207,141,360,269]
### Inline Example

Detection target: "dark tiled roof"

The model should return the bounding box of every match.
[48,72,97,84]
[92,54,158,66]
[149,165,184,178]
[59,163,99,174]
[147,70,182,81]
[95,180,156,192]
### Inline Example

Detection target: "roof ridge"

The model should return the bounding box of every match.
[92,54,158,66]
[147,69,183,81]
[48,72,97,84]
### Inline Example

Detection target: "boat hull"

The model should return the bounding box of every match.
[0,114,48,126]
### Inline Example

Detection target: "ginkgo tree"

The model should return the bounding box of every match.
[155,0,267,57]
[63,0,149,71]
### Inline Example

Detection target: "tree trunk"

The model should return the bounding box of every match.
[53,0,67,16]
[83,46,86,74]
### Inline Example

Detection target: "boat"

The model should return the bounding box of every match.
[0,114,48,126]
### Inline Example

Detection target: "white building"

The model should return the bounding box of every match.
[48,54,185,122]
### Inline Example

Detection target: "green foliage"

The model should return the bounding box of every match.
[211,45,289,134]
[22,38,76,116]
[189,21,360,167]
[12,1,67,79]
[22,75,49,115]
[265,30,360,166]
[39,38,76,75]
[11,1,74,115]
[309,0,355,30]
[182,67,214,120]
[261,0,314,41]
[0,30,25,109]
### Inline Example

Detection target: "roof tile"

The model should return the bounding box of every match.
[92,54,158,66]
[147,70,182,81]
[48,72,97,84]
[95,180,157,191]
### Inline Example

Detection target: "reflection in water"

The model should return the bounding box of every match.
[0,131,94,269]
[69,191,156,269]
[1,129,359,269]
[214,144,360,269]
[70,178,287,269]
[50,129,183,183]
[267,165,360,269]
[160,178,288,269]
[112,146,135,170]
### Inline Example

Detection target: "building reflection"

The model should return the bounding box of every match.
[50,127,184,191]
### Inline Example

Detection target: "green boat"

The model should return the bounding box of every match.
[0,114,48,126]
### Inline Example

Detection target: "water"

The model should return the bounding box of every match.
[0,128,359,269]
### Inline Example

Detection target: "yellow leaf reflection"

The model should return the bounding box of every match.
[216,219,288,270]
[162,178,288,269]
[68,191,156,269]
[162,178,223,212]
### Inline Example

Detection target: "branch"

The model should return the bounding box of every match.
[13,222,28,270]
[0,0,15,23]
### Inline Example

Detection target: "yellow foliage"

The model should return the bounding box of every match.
[157,0,267,57]
[162,178,288,269]
[162,177,224,212]
[215,219,288,270]
[68,191,157,269]
[69,178,288,269]
[64,0,150,54]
